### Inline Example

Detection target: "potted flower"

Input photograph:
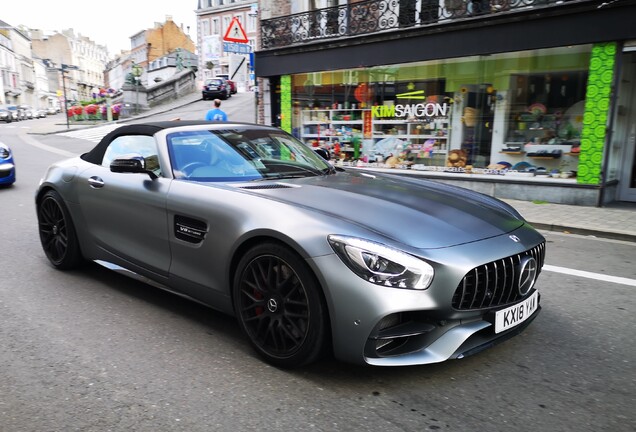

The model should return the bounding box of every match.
[111,103,122,120]
[67,105,83,120]
[84,104,99,120]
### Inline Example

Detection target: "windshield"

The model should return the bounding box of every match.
[167,127,333,182]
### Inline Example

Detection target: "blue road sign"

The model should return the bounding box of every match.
[223,42,252,54]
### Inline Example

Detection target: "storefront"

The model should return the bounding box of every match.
[256,1,636,205]
[610,46,636,202]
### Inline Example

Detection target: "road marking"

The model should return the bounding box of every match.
[19,123,122,156]
[543,264,636,287]
[20,133,76,157]
[57,124,121,143]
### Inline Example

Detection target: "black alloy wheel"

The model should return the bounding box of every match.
[233,243,328,368]
[37,190,83,270]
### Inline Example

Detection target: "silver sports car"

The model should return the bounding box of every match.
[36,121,545,367]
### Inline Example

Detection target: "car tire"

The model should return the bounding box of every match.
[233,242,329,368]
[37,190,84,270]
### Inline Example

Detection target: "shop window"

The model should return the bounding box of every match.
[505,71,588,171]
[459,84,497,168]
[291,45,592,174]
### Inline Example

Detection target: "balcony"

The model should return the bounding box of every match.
[261,0,576,50]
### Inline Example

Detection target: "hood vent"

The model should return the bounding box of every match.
[238,183,297,190]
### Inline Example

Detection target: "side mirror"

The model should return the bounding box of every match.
[110,155,158,179]
[314,148,330,161]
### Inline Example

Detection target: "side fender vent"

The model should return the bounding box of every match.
[174,215,207,244]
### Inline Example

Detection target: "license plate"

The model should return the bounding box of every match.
[494,291,539,333]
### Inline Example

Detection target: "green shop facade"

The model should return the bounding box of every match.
[256,1,636,205]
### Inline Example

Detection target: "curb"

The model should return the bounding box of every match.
[528,222,636,243]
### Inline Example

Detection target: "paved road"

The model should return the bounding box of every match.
[1,103,634,432]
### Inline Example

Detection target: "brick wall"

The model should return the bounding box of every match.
[259,0,292,19]
[146,20,195,63]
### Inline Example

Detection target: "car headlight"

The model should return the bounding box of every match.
[328,235,434,290]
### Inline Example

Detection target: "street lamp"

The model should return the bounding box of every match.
[131,63,143,115]
[60,64,79,130]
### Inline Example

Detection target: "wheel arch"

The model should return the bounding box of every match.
[228,234,334,351]
[35,185,56,205]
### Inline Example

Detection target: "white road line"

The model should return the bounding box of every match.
[57,124,120,143]
[21,133,76,158]
[543,264,636,287]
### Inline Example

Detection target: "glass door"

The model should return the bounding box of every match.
[616,51,636,202]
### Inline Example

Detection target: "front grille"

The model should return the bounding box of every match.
[452,242,546,311]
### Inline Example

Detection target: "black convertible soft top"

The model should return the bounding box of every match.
[80,121,259,165]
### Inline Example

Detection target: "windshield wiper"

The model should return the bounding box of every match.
[321,165,337,175]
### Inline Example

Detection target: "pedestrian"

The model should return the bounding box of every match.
[205,99,228,121]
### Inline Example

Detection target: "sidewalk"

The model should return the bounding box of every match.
[26,92,636,243]
[502,199,636,242]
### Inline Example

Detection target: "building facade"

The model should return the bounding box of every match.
[0,24,19,106]
[31,29,109,103]
[196,0,258,91]
[0,21,33,107]
[255,0,636,205]
[129,16,195,86]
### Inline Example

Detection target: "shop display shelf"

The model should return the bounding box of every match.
[331,120,363,125]
[373,119,407,124]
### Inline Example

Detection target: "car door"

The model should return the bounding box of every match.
[77,135,172,276]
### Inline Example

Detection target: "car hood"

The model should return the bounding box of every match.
[235,170,525,249]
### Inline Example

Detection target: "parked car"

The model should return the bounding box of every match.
[6,105,21,121]
[36,121,545,368]
[202,78,231,100]
[18,105,34,120]
[216,74,237,94]
[0,109,11,123]
[36,108,48,118]
[0,141,16,186]
[46,107,58,115]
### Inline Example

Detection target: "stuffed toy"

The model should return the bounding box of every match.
[446,149,467,168]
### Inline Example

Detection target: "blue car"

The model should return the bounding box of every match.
[0,142,16,186]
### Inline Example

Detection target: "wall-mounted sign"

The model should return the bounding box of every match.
[372,103,449,119]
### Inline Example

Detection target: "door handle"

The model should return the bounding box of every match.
[88,176,104,188]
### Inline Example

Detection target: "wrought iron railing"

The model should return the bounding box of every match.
[261,0,570,49]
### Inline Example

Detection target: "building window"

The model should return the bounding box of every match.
[212,18,220,35]
[202,19,210,36]
[247,13,257,32]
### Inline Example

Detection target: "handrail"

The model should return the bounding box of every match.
[261,0,578,49]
